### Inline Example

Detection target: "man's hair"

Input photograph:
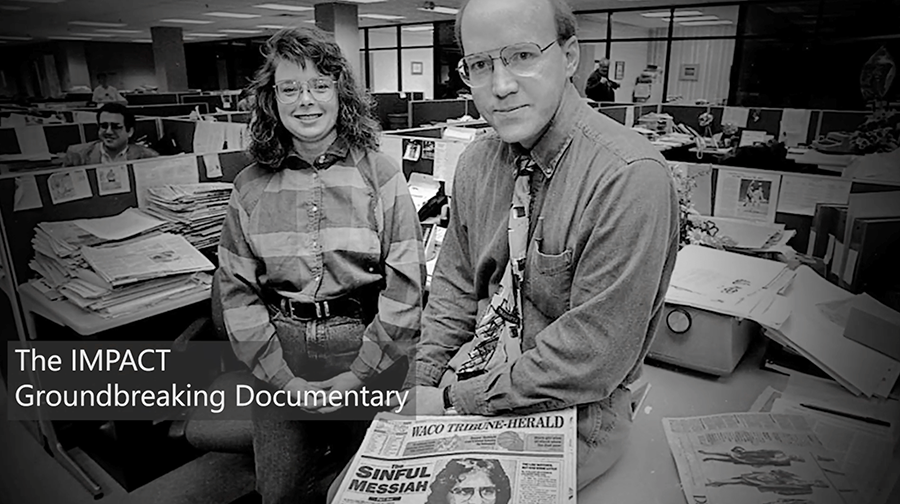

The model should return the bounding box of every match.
[425,458,512,504]
[96,102,135,130]
[247,26,380,171]
[455,0,577,52]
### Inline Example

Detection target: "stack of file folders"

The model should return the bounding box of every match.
[29,208,214,318]
[142,183,233,250]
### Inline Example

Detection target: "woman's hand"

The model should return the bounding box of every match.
[308,371,365,414]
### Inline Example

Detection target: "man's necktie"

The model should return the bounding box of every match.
[456,154,535,380]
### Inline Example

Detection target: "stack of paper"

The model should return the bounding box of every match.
[665,245,795,328]
[28,210,213,318]
[143,183,233,250]
[764,266,900,398]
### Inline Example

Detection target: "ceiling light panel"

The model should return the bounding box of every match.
[69,21,127,27]
[679,20,734,26]
[70,32,113,37]
[0,35,33,40]
[220,29,263,34]
[254,3,313,12]
[417,6,458,15]
[95,29,143,34]
[660,16,720,22]
[186,32,229,37]
[0,6,29,11]
[160,19,213,24]
[642,11,703,18]
[49,36,93,40]
[359,14,405,20]
[205,12,262,19]
[257,25,288,29]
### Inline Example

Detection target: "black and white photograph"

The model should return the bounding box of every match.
[1,1,899,504]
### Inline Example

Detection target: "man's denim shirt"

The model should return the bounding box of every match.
[413,84,679,417]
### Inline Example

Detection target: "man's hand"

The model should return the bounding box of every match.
[308,371,364,414]
[388,386,445,416]
[282,377,326,412]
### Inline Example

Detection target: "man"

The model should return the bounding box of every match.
[584,58,620,102]
[62,103,159,166]
[395,0,678,491]
[91,73,127,104]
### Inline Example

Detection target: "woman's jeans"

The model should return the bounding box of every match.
[252,312,373,504]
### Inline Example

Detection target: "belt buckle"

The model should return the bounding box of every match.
[315,300,330,319]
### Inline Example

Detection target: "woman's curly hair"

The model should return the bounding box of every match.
[247,26,380,170]
[426,458,511,504]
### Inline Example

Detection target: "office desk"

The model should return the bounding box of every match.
[786,148,854,173]
[16,282,211,498]
[579,340,900,504]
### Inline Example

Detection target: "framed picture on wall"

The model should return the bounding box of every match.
[680,64,699,81]
[614,61,625,80]
[411,61,423,75]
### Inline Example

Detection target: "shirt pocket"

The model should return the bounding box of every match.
[526,242,573,319]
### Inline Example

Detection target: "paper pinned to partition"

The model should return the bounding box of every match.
[96,165,130,196]
[203,153,223,178]
[713,168,781,223]
[133,156,200,209]
[432,140,466,194]
[777,175,851,216]
[379,134,404,169]
[15,125,50,155]
[47,169,92,205]
[780,108,812,147]
[14,175,42,211]
[722,106,749,128]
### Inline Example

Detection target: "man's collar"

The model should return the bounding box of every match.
[100,142,128,161]
[283,135,352,170]
[511,84,583,179]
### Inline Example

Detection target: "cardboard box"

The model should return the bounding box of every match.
[648,303,760,376]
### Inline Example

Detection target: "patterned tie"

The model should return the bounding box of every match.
[456,154,535,380]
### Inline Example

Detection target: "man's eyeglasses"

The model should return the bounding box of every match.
[273,77,335,104]
[98,122,125,131]
[449,485,497,501]
[457,41,558,88]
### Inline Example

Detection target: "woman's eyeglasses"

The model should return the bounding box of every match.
[273,77,335,104]
[449,485,497,501]
[457,41,558,88]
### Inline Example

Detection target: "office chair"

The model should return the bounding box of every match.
[169,270,254,454]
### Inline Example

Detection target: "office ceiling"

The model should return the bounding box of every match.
[0,0,756,46]
[0,0,865,46]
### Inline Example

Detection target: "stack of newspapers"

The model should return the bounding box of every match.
[143,183,233,250]
[29,208,214,318]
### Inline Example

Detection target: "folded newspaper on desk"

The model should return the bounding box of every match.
[331,408,577,504]
[663,412,857,504]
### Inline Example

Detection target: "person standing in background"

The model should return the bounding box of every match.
[91,73,128,105]
[585,58,620,102]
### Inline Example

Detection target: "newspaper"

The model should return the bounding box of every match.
[332,408,577,504]
[663,412,857,504]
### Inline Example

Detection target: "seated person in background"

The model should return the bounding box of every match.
[584,58,620,102]
[91,73,128,104]
[217,26,425,503]
[62,103,159,166]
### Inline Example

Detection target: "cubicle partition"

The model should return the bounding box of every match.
[408,98,481,128]
[372,92,423,131]
[181,94,225,112]
[160,117,249,154]
[121,93,180,106]
[0,150,251,287]
[654,104,869,145]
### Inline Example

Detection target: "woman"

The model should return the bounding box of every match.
[426,458,512,504]
[217,27,426,503]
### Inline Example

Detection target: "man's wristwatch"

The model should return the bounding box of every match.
[442,385,453,410]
